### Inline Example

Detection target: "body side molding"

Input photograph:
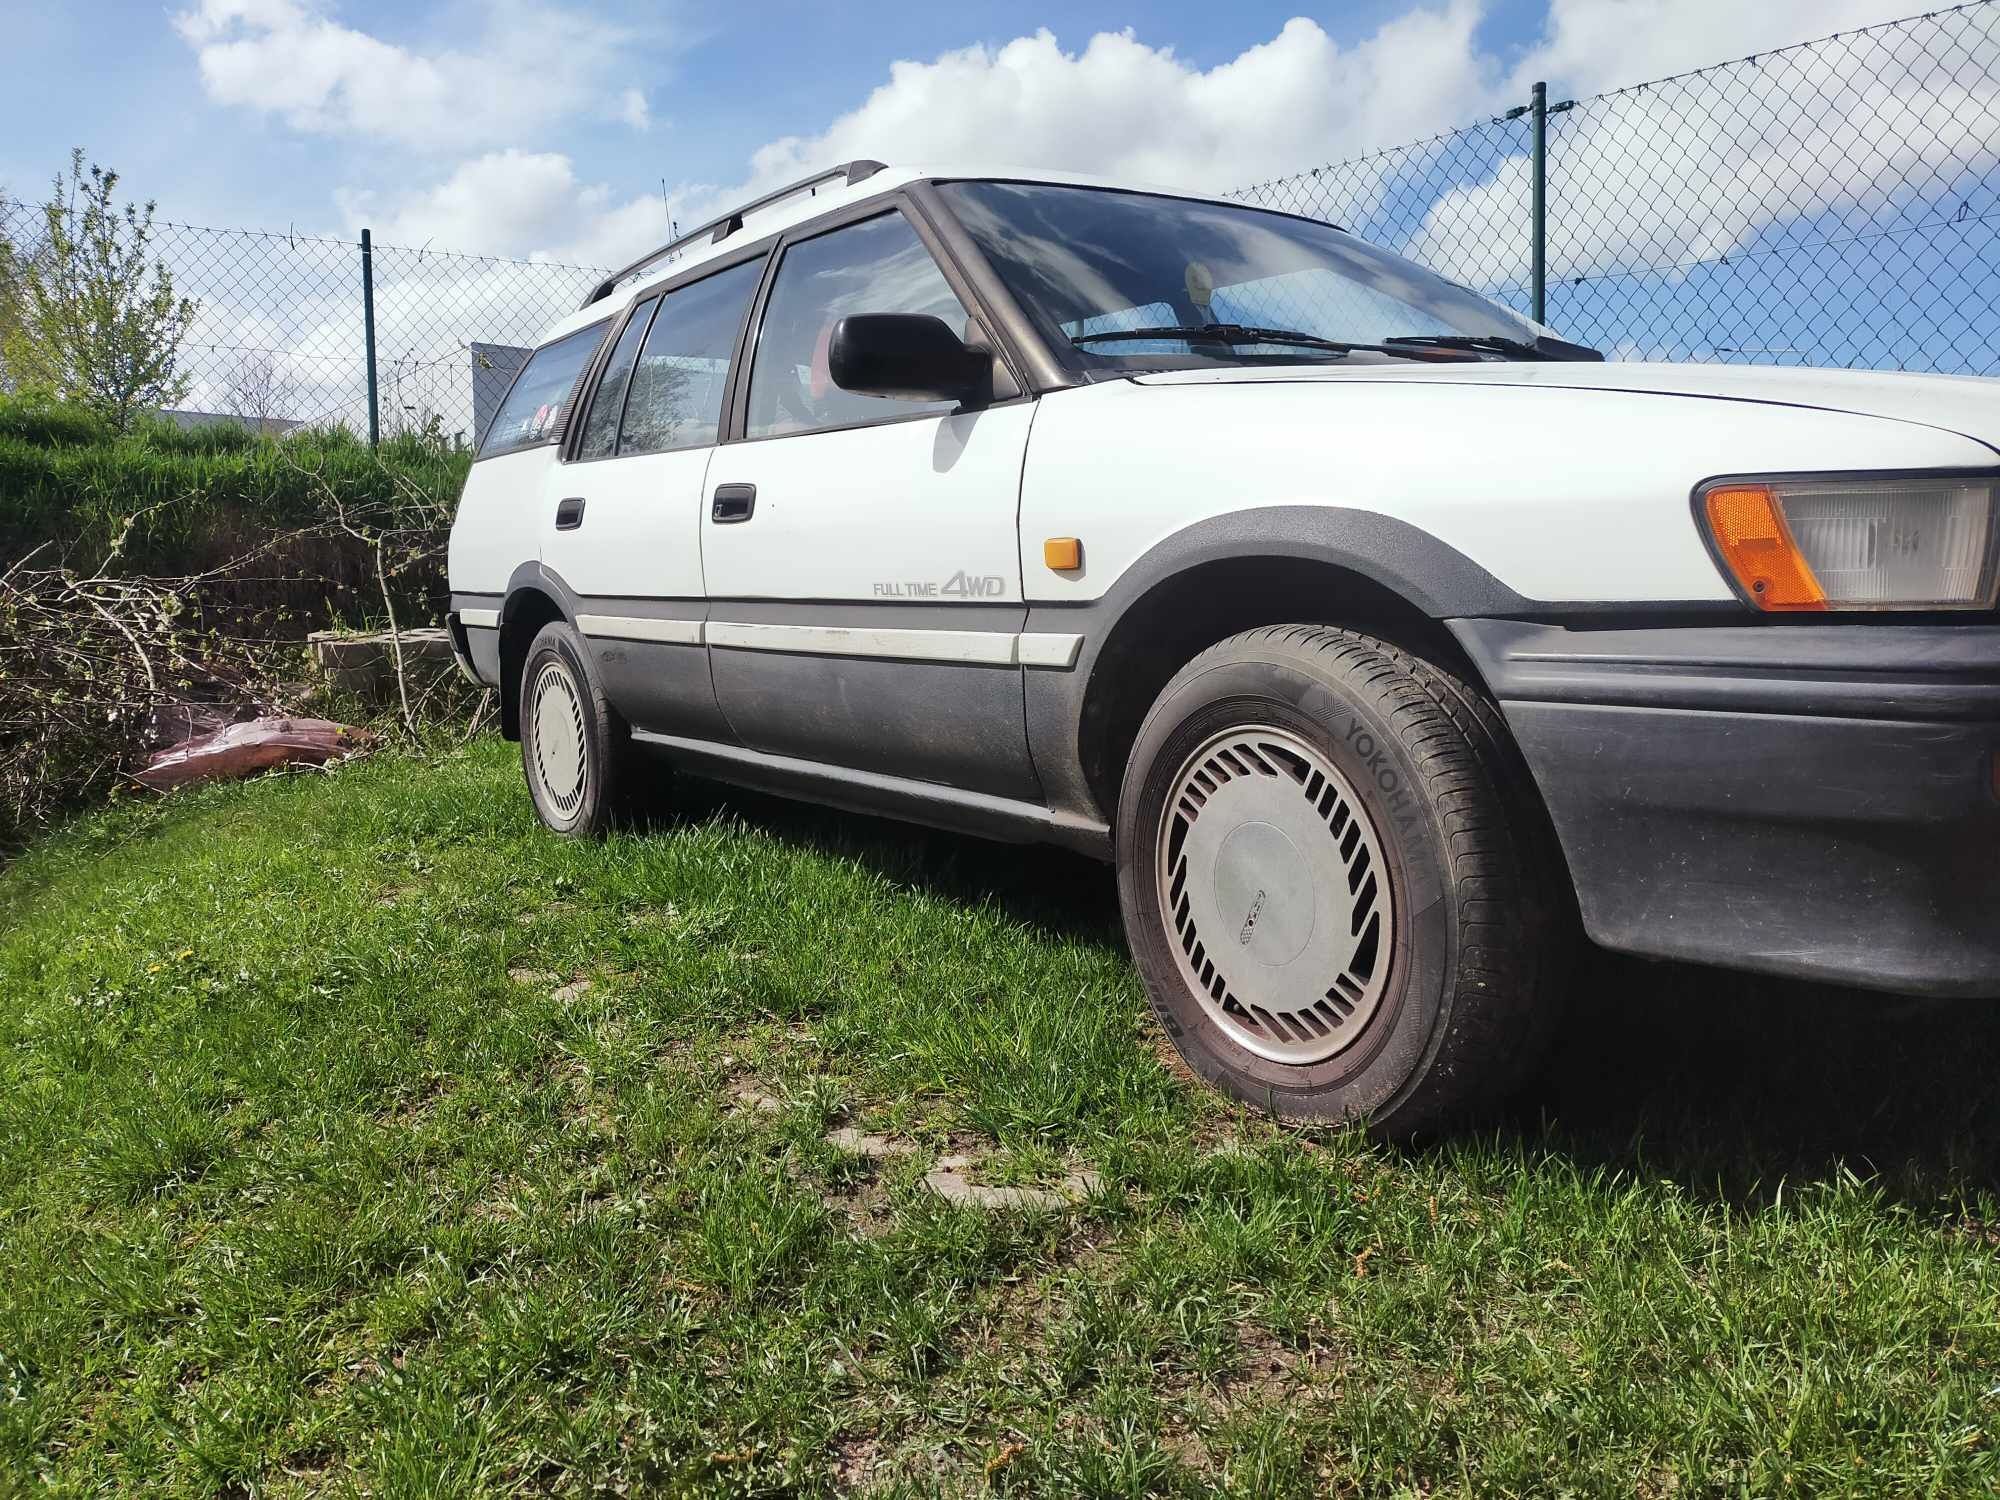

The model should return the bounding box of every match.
[706,619,1081,666]
[634,730,1112,858]
[576,614,706,646]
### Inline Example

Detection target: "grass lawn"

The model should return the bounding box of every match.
[2,736,1996,1496]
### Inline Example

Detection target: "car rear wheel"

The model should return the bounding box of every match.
[1115,624,1565,1137]
[519,620,639,836]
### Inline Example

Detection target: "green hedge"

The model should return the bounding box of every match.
[0,393,470,572]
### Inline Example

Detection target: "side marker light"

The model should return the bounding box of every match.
[1703,485,1827,611]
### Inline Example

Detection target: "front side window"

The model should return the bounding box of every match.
[746,213,971,439]
[621,256,764,455]
[937,180,1545,372]
[575,295,658,460]
[476,321,607,459]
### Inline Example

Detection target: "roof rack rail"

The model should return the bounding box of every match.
[580,160,889,308]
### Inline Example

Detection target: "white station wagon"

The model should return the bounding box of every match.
[448,162,2000,1135]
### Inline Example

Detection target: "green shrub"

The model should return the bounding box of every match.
[128,411,259,455]
[0,387,117,448]
[0,391,469,571]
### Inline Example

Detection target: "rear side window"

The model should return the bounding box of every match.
[476,322,607,459]
[576,296,659,460]
[620,256,765,455]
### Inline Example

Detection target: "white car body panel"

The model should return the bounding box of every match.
[702,404,1036,603]
[1131,360,2000,449]
[1019,373,1997,605]
[540,446,713,602]
[448,446,553,594]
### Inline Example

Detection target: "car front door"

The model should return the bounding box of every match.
[702,207,1045,801]
[541,253,766,741]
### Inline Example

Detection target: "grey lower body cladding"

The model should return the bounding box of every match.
[1453,618,2000,997]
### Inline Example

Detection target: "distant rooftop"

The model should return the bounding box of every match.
[159,408,302,436]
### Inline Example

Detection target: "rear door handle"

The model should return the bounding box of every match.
[554,496,585,530]
[711,483,756,523]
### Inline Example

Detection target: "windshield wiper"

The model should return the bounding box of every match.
[1384,333,1605,362]
[1068,322,1450,360]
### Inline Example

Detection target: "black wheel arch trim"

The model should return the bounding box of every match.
[1058,506,1535,624]
[489,565,588,739]
[501,561,585,625]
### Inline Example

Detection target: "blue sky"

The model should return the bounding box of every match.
[0,0,1929,260]
[6,1,1455,231]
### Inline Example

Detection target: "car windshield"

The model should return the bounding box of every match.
[937,180,1546,372]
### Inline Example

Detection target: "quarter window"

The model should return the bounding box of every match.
[575,296,658,461]
[476,321,607,459]
[621,256,764,456]
[746,213,971,439]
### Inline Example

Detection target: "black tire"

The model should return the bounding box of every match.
[1114,624,1565,1138]
[518,620,641,836]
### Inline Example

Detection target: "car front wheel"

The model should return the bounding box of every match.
[1115,624,1565,1137]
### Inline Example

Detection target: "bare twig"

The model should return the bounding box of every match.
[76,583,158,693]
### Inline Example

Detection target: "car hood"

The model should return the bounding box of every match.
[1129,360,2000,457]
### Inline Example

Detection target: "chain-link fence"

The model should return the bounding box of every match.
[0,200,602,444]
[1232,0,2000,371]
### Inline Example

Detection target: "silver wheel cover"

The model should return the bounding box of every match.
[1156,726,1394,1064]
[529,658,589,818]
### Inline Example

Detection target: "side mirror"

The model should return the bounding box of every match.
[828,313,989,405]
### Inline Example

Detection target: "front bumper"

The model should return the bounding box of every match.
[1452,620,2000,997]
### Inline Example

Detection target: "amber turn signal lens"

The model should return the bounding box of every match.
[1043,536,1082,571]
[1703,485,1827,611]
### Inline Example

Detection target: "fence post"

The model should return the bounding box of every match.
[1529,81,1548,324]
[360,227,380,447]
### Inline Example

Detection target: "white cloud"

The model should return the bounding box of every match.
[1517,0,1934,97]
[1407,5,2000,289]
[735,10,1502,201]
[339,150,603,256]
[173,0,659,152]
[309,1,1950,272]
[711,1,1934,210]
[359,3,1508,274]
[339,149,676,270]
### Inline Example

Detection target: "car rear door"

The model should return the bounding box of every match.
[701,205,1043,801]
[540,253,766,741]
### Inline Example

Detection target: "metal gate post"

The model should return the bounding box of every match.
[361,228,380,447]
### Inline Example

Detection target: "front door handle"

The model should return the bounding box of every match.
[711,483,757,523]
[554,496,585,531]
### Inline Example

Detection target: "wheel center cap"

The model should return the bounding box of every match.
[1212,820,1315,968]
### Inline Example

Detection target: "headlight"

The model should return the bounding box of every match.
[1699,474,2000,611]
